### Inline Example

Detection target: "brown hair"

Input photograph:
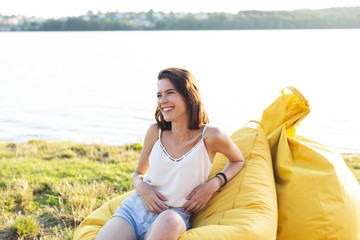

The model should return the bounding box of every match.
[155,67,209,130]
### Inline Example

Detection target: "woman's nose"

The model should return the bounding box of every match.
[158,95,167,103]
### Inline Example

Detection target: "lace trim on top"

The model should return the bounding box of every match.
[159,125,207,162]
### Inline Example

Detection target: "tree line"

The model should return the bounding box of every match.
[3,7,360,31]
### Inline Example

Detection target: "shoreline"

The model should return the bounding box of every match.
[1,139,359,155]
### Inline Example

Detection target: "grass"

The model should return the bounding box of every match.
[0,140,141,240]
[0,140,359,239]
[8,215,40,239]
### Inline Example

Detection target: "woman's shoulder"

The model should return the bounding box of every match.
[143,123,160,145]
[203,125,236,155]
[147,122,160,133]
[203,125,227,143]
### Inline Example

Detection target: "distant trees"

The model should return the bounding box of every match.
[41,19,65,31]
[152,8,360,30]
[1,7,360,31]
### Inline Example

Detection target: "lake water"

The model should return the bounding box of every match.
[0,30,359,153]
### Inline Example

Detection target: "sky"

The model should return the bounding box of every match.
[1,0,360,18]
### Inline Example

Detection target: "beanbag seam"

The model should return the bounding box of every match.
[231,128,258,210]
[310,172,328,238]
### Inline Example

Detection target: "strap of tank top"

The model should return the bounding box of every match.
[201,124,208,137]
[158,128,162,139]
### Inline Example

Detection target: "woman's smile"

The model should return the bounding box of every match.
[161,106,175,118]
[162,107,174,112]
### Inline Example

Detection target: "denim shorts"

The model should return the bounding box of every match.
[111,192,191,240]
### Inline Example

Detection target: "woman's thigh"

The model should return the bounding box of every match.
[95,216,137,240]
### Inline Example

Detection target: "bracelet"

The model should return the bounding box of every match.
[215,175,223,187]
[216,172,228,188]
[215,175,223,192]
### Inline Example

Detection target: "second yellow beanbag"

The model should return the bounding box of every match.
[260,87,360,239]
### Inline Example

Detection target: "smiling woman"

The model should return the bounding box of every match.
[156,79,188,126]
[92,67,245,240]
[155,68,208,130]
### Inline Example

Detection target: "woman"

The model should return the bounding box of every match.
[96,67,245,240]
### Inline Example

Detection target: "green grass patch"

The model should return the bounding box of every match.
[0,140,140,239]
[8,215,41,239]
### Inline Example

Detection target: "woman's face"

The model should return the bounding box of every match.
[157,78,188,123]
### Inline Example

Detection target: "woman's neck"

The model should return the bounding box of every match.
[170,122,192,139]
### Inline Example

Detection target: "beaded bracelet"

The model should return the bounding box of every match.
[216,172,228,188]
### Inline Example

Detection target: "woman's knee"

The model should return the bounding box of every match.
[159,210,185,230]
[145,210,186,240]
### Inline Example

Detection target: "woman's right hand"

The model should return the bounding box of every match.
[136,181,169,213]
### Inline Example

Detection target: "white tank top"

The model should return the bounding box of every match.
[143,125,212,208]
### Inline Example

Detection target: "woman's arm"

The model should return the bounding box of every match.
[182,127,245,213]
[207,127,245,186]
[132,124,155,190]
[132,123,169,213]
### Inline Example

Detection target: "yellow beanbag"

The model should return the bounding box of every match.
[260,87,360,239]
[74,126,278,240]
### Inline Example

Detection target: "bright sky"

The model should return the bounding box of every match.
[1,0,360,18]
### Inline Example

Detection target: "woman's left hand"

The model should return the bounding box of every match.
[182,181,218,213]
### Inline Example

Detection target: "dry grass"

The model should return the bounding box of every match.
[0,140,140,240]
